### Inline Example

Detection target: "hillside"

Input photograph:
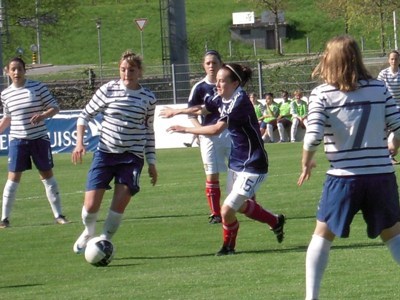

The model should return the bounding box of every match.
[4,0,389,66]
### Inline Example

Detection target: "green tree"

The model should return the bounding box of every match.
[1,0,80,64]
[319,0,398,54]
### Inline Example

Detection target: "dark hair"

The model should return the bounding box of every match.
[120,50,143,70]
[264,92,274,98]
[204,49,222,63]
[7,57,26,70]
[222,63,252,86]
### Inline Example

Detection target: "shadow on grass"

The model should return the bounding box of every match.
[112,241,383,263]
[0,283,44,289]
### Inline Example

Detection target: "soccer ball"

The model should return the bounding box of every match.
[84,236,115,267]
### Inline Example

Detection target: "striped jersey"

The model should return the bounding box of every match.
[305,79,400,176]
[77,79,157,164]
[377,67,400,107]
[1,79,58,140]
[214,87,268,174]
[187,77,220,125]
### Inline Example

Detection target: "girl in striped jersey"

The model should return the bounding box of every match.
[298,35,400,300]
[72,50,157,254]
[378,50,400,164]
[0,57,69,228]
[166,63,285,256]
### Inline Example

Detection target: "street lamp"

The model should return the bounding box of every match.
[96,19,103,84]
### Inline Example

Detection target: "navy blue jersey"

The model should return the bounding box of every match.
[208,88,268,174]
[187,77,220,125]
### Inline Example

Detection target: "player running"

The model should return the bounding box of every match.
[163,63,285,255]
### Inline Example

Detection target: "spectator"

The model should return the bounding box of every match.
[260,93,279,143]
[290,89,307,142]
[276,90,292,142]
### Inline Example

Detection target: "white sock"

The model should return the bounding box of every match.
[101,210,123,240]
[267,124,274,142]
[81,206,98,236]
[305,234,332,300]
[385,234,400,264]
[2,180,19,220]
[277,123,285,141]
[41,177,62,218]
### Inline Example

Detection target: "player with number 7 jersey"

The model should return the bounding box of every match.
[306,80,400,176]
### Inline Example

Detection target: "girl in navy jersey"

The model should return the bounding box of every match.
[165,63,286,255]
[71,50,158,254]
[186,50,230,224]
[0,57,69,228]
[298,35,400,300]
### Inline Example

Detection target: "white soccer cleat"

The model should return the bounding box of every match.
[73,231,93,254]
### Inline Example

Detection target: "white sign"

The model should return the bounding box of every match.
[232,12,255,25]
[135,18,148,31]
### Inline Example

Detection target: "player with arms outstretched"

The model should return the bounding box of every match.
[164,63,286,255]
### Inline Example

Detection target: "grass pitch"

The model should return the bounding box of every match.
[0,143,399,299]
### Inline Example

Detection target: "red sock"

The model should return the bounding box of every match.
[243,199,277,227]
[222,220,239,249]
[206,180,221,216]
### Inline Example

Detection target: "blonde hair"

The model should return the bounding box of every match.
[312,35,372,92]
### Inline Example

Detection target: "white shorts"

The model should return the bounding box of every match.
[199,129,230,175]
[224,170,268,211]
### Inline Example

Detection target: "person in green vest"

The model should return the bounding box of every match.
[260,93,280,143]
[277,90,292,142]
[290,89,308,142]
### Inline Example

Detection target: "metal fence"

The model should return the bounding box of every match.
[25,56,323,109]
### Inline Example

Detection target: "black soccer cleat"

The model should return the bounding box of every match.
[215,246,235,256]
[271,214,286,243]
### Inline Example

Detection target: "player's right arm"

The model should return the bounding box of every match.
[71,124,86,165]
[159,105,208,118]
[0,116,11,134]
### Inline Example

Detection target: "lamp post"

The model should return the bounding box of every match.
[96,19,103,84]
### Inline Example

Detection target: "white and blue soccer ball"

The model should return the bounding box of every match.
[84,236,115,267]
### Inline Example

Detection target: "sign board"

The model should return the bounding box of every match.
[232,12,255,25]
[135,18,148,31]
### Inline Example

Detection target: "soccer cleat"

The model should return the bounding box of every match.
[0,218,10,228]
[183,142,192,147]
[215,246,235,256]
[271,214,286,243]
[73,231,93,254]
[55,215,70,225]
[208,214,222,224]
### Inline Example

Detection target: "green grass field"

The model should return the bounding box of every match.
[1,144,399,299]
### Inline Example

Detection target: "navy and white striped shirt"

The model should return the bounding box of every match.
[377,67,400,107]
[216,87,268,174]
[1,79,58,140]
[305,79,400,176]
[77,80,157,164]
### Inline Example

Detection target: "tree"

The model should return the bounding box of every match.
[319,0,398,54]
[241,0,290,55]
[1,0,79,64]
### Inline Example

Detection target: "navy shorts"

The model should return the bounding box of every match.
[317,173,400,238]
[86,151,144,196]
[8,138,54,172]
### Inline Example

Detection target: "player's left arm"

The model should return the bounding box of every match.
[167,119,227,136]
